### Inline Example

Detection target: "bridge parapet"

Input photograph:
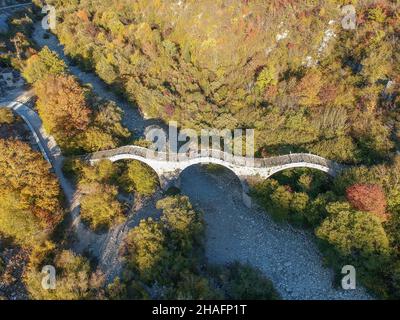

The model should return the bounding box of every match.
[87,145,341,172]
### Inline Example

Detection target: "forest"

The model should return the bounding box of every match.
[33,0,400,165]
[0,0,400,300]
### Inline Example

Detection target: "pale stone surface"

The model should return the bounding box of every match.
[88,145,342,207]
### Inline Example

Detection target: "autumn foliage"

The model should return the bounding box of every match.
[346,184,388,220]
[0,139,63,246]
[34,74,92,138]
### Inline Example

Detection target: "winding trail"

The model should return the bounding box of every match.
[30,21,162,277]
[0,92,73,200]
[0,93,145,282]
[32,22,149,136]
[0,21,373,299]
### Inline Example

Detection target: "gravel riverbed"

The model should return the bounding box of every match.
[180,166,371,300]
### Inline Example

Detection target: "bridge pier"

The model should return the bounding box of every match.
[240,178,252,209]
[158,170,253,208]
[158,170,182,191]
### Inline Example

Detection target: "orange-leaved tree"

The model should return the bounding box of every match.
[346,184,388,220]
[34,74,92,142]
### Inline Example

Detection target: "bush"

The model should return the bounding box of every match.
[79,160,118,187]
[346,184,388,220]
[251,176,326,226]
[0,109,15,124]
[251,179,292,222]
[73,160,126,231]
[62,157,85,180]
[80,184,125,231]
[106,277,128,300]
[120,161,159,196]
[169,272,222,300]
[24,249,104,300]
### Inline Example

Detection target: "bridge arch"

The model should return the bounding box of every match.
[178,162,248,196]
[263,162,335,179]
[98,153,250,193]
[2,98,342,209]
[87,146,343,207]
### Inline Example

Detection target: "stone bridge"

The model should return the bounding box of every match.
[86,146,343,207]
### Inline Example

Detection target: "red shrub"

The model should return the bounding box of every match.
[346,184,388,220]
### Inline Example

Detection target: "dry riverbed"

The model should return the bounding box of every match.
[180,165,371,300]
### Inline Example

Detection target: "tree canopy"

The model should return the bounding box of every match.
[23,46,67,83]
[0,139,63,247]
[41,0,399,164]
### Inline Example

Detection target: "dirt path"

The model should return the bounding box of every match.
[0,95,158,283]
[32,22,149,136]
[30,22,159,281]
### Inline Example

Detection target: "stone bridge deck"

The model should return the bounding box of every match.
[87,145,342,182]
[88,145,338,169]
[86,146,343,207]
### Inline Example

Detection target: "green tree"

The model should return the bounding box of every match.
[80,184,124,231]
[316,204,389,258]
[305,191,336,226]
[290,192,309,224]
[23,46,67,83]
[120,161,159,196]
[158,196,204,256]
[123,218,166,283]
[213,262,280,300]
[0,109,15,124]
[256,64,277,93]
[81,102,131,152]
[0,139,63,247]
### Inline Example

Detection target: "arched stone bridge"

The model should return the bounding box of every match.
[86,146,344,207]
